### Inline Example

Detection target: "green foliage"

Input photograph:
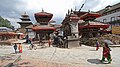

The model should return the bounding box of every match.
[0,16,14,29]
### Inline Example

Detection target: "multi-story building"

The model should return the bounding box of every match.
[96,2,120,26]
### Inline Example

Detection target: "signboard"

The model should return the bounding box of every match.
[112,26,120,34]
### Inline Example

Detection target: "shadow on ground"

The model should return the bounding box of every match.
[10,51,20,54]
[89,49,97,51]
[87,59,104,64]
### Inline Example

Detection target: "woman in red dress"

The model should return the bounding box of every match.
[101,43,112,63]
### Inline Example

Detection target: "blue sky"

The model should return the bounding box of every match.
[0,0,119,28]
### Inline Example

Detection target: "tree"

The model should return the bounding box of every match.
[0,16,14,29]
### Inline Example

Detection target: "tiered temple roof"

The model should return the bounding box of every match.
[34,10,53,25]
[17,12,32,28]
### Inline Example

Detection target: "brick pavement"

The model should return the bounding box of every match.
[0,43,120,67]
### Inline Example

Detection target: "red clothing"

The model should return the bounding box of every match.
[48,39,52,47]
[18,44,22,53]
[103,47,110,58]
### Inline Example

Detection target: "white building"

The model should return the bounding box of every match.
[96,2,120,26]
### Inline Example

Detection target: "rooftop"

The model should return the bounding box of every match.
[0,27,12,32]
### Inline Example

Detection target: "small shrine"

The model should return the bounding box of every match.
[62,9,80,48]
[62,9,80,37]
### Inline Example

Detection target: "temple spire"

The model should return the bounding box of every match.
[68,9,70,15]
[24,12,27,15]
[71,8,73,13]
[75,6,77,11]
[42,8,44,12]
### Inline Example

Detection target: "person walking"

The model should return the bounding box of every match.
[30,38,34,48]
[13,43,17,54]
[101,43,112,63]
[26,34,29,43]
[29,38,35,50]
[48,38,52,47]
[53,31,59,47]
[18,43,22,53]
[96,40,100,51]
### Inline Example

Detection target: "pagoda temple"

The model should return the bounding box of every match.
[77,12,110,38]
[17,12,33,33]
[32,10,55,42]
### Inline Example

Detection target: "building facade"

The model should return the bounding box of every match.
[96,2,120,26]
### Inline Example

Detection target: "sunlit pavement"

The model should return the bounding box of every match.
[0,42,120,67]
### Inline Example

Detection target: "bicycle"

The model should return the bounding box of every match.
[29,44,37,50]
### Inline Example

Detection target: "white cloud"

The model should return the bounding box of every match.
[91,0,120,11]
[21,0,76,21]
[0,0,120,28]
